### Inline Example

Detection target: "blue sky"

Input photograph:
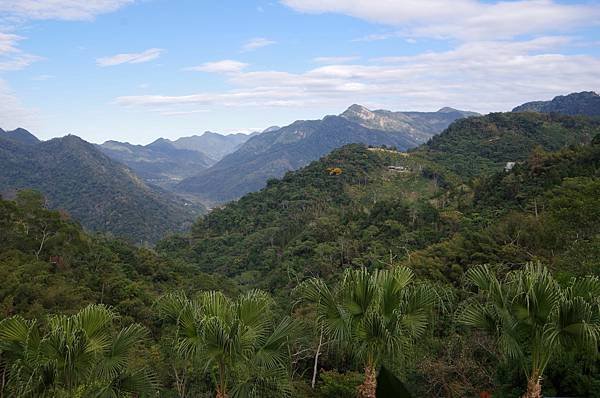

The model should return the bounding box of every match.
[0,0,599,144]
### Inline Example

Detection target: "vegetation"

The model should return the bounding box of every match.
[296,267,442,397]
[1,111,600,396]
[0,304,156,397]
[0,134,203,244]
[459,264,600,398]
[156,290,295,397]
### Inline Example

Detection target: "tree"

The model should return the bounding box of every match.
[296,266,441,398]
[0,304,156,397]
[156,290,296,398]
[458,263,600,398]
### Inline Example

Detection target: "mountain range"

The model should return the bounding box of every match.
[98,131,256,189]
[0,130,203,243]
[167,131,257,161]
[176,105,478,203]
[1,91,597,243]
[160,109,600,288]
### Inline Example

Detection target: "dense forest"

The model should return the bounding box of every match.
[1,111,600,397]
[0,133,203,244]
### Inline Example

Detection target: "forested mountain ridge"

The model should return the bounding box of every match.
[414,112,600,178]
[512,90,600,116]
[98,139,214,189]
[161,111,600,289]
[177,104,476,203]
[0,133,204,243]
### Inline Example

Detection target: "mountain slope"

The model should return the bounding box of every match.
[415,112,600,178]
[99,139,214,189]
[512,91,600,116]
[177,116,419,203]
[160,112,600,292]
[0,133,204,243]
[169,131,253,161]
[178,105,475,203]
[340,104,478,143]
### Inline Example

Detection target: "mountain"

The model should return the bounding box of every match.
[512,91,600,116]
[99,139,214,189]
[0,127,41,145]
[178,105,476,203]
[416,112,600,178]
[159,113,600,294]
[168,131,254,161]
[0,132,204,243]
[340,104,478,143]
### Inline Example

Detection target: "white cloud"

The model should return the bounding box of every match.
[0,0,135,21]
[282,0,600,41]
[115,37,600,114]
[96,48,164,67]
[313,56,359,64]
[0,32,42,71]
[184,60,248,73]
[241,37,276,52]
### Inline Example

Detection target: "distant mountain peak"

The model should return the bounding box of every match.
[340,104,376,122]
[146,137,175,150]
[437,107,459,113]
[0,127,40,145]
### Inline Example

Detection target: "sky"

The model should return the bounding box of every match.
[0,0,599,144]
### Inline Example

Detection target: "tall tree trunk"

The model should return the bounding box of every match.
[522,370,542,398]
[216,387,228,398]
[357,363,377,398]
[216,361,228,398]
[311,327,324,389]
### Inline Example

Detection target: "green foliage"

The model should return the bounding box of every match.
[0,304,156,397]
[418,112,600,179]
[0,135,203,243]
[458,263,600,396]
[318,370,363,397]
[156,290,297,397]
[0,191,237,322]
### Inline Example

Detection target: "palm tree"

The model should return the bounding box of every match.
[156,290,296,398]
[296,266,441,398]
[458,263,600,398]
[0,304,156,397]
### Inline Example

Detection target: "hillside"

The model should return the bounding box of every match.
[0,133,204,243]
[415,112,600,178]
[512,91,600,116]
[178,104,475,203]
[99,139,214,189]
[161,112,600,289]
[0,191,236,321]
